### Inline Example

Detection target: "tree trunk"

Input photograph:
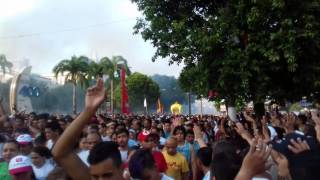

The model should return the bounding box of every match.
[72,82,77,115]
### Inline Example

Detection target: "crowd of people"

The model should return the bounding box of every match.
[0,79,320,180]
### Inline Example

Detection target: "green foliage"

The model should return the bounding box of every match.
[132,0,320,106]
[151,74,194,112]
[117,72,160,112]
[52,55,90,87]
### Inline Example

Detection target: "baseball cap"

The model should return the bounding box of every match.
[8,155,33,175]
[16,134,33,145]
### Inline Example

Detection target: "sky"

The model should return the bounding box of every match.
[0,0,183,78]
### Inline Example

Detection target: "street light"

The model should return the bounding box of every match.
[111,61,125,116]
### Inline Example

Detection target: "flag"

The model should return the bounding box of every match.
[121,65,130,114]
[144,97,147,108]
[156,98,163,113]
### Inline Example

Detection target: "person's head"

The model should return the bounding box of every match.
[196,147,212,170]
[129,129,136,140]
[143,133,160,150]
[185,130,195,144]
[88,142,123,180]
[13,118,24,130]
[37,115,47,131]
[128,149,160,180]
[16,134,33,156]
[111,133,117,142]
[131,119,140,131]
[173,126,186,142]
[86,132,102,151]
[2,140,19,163]
[99,123,107,135]
[9,155,35,180]
[297,114,307,126]
[116,128,129,148]
[88,124,100,134]
[165,137,178,156]
[79,136,88,150]
[45,121,63,142]
[163,121,171,132]
[211,141,241,180]
[143,119,151,130]
[30,146,51,168]
[106,122,116,135]
[58,119,67,130]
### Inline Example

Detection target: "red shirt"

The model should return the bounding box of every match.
[137,129,150,142]
[152,151,167,173]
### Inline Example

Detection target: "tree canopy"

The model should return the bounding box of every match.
[116,72,160,112]
[132,0,320,106]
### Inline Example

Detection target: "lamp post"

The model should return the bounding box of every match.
[111,61,125,116]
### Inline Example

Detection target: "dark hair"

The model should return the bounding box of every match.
[211,141,241,180]
[88,142,122,167]
[146,133,160,143]
[88,124,99,132]
[5,139,19,147]
[173,126,186,137]
[197,147,212,167]
[45,121,63,134]
[32,146,52,158]
[115,128,129,136]
[33,134,47,147]
[128,149,155,178]
[186,130,195,136]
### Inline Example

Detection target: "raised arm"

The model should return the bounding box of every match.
[52,79,106,180]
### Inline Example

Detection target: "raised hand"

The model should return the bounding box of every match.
[236,138,272,180]
[85,78,106,111]
[235,122,253,144]
[271,150,291,178]
[288,138,310,154]
[193,124,203,140]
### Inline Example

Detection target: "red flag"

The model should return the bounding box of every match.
[121,65,130,114]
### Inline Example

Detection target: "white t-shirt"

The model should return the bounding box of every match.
[46,139,54,150]
[101,135,111,142]
[77,150,90,166]
[161,173,174,180]
[120,150,128,163]
[203,171,211,180]
[32,160,55,180]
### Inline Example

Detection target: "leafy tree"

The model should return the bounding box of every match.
[116,72,160,112]
[151,74,194,112]
[52,56,89,114]
[132,0,320,111]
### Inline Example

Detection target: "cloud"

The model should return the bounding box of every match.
[0,0,182,77]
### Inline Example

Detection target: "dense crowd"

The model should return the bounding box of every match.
[1,79,320,180]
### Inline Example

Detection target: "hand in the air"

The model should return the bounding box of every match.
[85,79,106,111]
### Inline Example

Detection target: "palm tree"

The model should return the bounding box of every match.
[0,54,13,79]
[53,56,89,115]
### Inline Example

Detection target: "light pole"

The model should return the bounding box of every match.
[200,95,203,117]
[111,61,125,116]
[188,91,191,116]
